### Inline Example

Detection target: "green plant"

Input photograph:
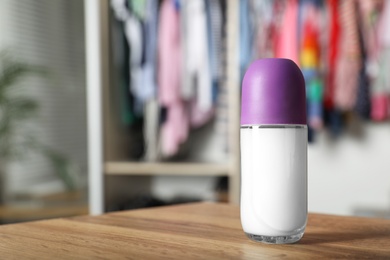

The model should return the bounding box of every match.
[0,51,76,191]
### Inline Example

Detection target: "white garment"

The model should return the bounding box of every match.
[140,0,159,102]
[182,0,212,111]
[111,0,130,20]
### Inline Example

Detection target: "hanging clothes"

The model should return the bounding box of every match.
[181,0,212,112]
[111,0,145,115]
[353,0,373,120]
[324,0,340,111]
[241,0,390,142]
[158,0,188,157]
[181,0,215,129]
[129,0,147,19]
[124,15,144,114]
[251,0,274,60]
[111,0,137,125]
[139,0,158,102]
[334,0,362,111]
[300,2,324,131]
[275,0,299,65]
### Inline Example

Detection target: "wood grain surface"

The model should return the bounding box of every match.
[1,202,390,259]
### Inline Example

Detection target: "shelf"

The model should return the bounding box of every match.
[104,162,231,176]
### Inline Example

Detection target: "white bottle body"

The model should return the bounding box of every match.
[240,125,307,243]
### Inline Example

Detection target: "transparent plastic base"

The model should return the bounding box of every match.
[245,231,304,244]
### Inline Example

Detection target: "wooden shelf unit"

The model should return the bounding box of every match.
[105,162,231,176]
[87,0,240,214]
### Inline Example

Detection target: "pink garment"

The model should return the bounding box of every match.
[190,100,215,128]
[158,0,181,106]
[371,94,388,121]
[158,0,188,157]
[334,0,362,111]
[378,0,390,48]
[275,0,299,65]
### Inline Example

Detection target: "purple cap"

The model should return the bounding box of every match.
[241,58,306,125]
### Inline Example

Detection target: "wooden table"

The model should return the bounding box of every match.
[1,202,390,259]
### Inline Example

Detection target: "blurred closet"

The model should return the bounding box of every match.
[86,0,240,214]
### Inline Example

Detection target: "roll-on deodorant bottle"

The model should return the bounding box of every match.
[240,58,307,244]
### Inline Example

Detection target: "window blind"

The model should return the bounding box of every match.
[0,0,87,195]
